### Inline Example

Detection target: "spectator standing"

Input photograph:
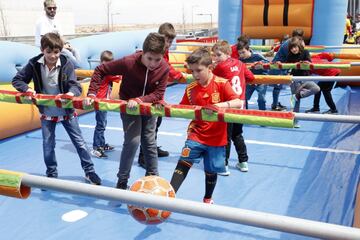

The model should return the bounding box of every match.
[35,0,61,47]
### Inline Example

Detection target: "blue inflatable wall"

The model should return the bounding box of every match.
[0,29,154,83]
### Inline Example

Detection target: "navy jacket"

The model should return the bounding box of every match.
[12,54,81,115]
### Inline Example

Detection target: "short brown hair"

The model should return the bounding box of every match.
[288,36,304,52]
[236,41,250,51]
[237,34,250,45]
[100,50,113,62]
[212,40,232,55]
[158,22,176,39]
[292,28,304,37]
[142,32,166,55]
[186,47,212,67]
[40,32,63,50]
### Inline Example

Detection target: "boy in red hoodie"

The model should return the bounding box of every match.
[90,50,121,158]
[86,32,169,189]
[212,40,254,176]
[138,23,184,168]
[305,53,340,114]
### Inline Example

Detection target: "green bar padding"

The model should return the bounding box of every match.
[170,108,196,120]
[225,113,294,128]
[0,173,21,188]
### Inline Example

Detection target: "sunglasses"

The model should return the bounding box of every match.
[47,7,57,10]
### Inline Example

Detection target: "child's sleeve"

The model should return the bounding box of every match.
[224,81,239,101]
[88,57,126,97]
[244,65,255,82]
[317,52,334,62]
[168,64,183,81]
[11,62,34,92]
[179,88,191,105]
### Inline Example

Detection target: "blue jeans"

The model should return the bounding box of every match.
[269,69,288,107]
[41,117,95,177]
[117,113,159,185]
[93,110,107,148]
[290,81,321,112]
[246,84,267,110]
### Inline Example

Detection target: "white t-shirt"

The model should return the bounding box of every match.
[34,15,61,46]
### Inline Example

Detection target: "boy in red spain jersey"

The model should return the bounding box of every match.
[212,40,254,176]
[170,47,242,204]
[88,50,121,158]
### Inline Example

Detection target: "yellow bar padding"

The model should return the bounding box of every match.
[0,169,30,199]
[75,69,94,78]
[252,75,292,84]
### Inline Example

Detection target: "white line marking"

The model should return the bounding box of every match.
[62,210,88,222]
[80,124,359,155]
[79,124,183,137]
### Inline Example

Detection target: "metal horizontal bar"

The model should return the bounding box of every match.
[293,76,360,82]
[21,174,360,240]
[295,113,360,123]
[88,59,100,63]
[325,45,360,49]
[350,62,360,66]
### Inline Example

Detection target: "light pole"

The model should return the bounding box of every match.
[191,5,199,33]
[111,12,120,32]
[197,13,213,30]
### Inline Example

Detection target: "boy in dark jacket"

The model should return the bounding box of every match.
[86,32,169,189]
[12,32,101,185]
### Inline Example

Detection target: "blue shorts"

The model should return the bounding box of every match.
[179,139,226,173]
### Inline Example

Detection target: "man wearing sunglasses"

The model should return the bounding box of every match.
[35,0,61,47]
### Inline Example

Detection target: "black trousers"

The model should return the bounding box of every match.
[225,123,248,166]
[313,81,337,111]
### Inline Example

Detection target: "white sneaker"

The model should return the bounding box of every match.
[90,149,106,158]
[236,162,248,172]
[218,165,230,176]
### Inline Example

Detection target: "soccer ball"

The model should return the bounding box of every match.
[127,176,176,225]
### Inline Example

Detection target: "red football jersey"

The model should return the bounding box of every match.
[311,53,341,76]
[213,57,254,100]
[96,75,121,98]
[180,75,238,146]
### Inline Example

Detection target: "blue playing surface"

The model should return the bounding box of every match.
[0,84,359,240]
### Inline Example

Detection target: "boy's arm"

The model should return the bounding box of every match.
[88,58,126,97]
[179,90,190,105]
[12,62,34,93]
[304,50,312,62]
[168,64,183,81]
[214,82,244,109]
[244,65,255,82]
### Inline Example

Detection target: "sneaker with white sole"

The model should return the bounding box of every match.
[91,148,108,158]
[218,165,230,176]
[236,162,249,172]
[103,143,115,151]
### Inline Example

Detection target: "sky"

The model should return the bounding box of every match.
[0,0,218,26]
[73,0,218,25]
